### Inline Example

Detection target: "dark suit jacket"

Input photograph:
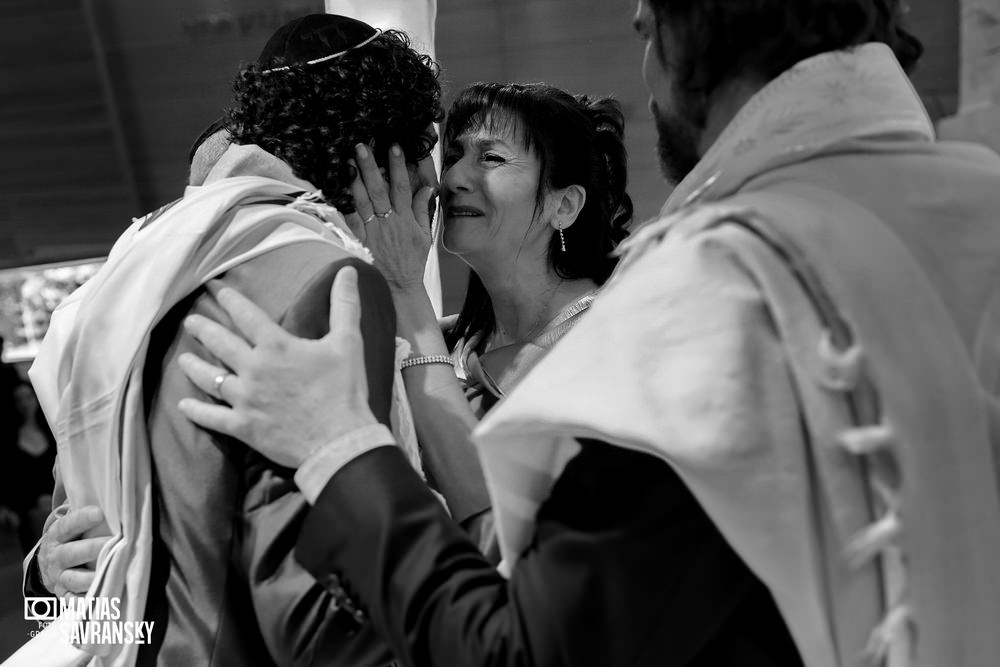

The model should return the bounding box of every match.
[296,437,805,666]
[133,238,398,666]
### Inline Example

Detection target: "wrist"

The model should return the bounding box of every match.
[389,282,432,305]
[294,422,397,504]
[305,412,379,466]
[394,294,450,354]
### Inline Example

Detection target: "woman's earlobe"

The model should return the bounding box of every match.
[552,184,587,230]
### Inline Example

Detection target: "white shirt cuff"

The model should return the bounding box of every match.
[294,423,397,504]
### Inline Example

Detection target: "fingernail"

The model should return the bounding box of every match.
[391,144,401,157]
[211,285,238,307]
[182,315,204,334]
[356,144,369,159]
[341,266,358,286]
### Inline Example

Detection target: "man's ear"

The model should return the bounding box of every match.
[549,184,586,231]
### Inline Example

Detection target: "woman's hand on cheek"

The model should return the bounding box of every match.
[349,143,437,292]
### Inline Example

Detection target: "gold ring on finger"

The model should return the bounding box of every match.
[374,208,394,219]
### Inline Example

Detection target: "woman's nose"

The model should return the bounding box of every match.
[442,156,474,193]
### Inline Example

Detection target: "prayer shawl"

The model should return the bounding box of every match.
[15,146,418,666]
[475,44,1000,667]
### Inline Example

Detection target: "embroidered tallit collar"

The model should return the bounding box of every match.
[190,143,373,263]
[662,43,934,215]
[199,143,316,191]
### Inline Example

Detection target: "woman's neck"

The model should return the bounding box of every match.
[476,264,596,345]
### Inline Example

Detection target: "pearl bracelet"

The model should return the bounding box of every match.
[400,354,455,370]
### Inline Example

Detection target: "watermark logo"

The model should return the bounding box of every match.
[24,596,153,645]
[24,597,58,622]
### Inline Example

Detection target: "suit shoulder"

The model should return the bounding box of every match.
[281,258,391,340]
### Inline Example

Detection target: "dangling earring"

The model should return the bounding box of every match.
[558,225,566,253]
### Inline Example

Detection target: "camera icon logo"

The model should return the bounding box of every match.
[24,597,58,622]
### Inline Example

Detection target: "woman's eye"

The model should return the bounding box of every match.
[482,153,504,164]
[443,153,460,166]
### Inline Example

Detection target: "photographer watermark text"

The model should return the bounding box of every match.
[25,596,154,644]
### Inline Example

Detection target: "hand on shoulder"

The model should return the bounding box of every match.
[177,267,378,469]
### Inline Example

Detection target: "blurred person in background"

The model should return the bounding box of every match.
[0,334,19,393]
[0,334,21,448]
[176,0,1000,665]
[0,381,56,555]
[0,335,25,540]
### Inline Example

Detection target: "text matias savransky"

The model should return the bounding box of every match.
[28,596,154,645]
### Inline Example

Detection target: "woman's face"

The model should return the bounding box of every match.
[440,121,548,266]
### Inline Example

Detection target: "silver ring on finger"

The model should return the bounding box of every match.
[374,208,394,219]
[213,373,232,398]
[363,213,376,224]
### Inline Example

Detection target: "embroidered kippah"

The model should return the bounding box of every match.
[255,14,382,74]
[188,15,382,159]
[188,116,228,164]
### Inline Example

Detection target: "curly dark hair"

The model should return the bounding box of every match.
[443,82,633,353]
[647,0,923,103]
[226,29,443,212]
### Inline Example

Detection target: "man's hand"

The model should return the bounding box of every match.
[37,506,111,598]
[177,266,378,468]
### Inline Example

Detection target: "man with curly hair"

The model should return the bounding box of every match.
[18,14,471,667]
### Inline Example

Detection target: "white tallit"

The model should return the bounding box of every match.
[13,146,421,666]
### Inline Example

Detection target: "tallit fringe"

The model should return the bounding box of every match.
[817,333,865,391]
[863,603,914,666]
[845,511,902,568]
[837,423,895,456]
[837,418,913,665]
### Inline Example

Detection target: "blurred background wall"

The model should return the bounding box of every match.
[1,0,326,271]
[0,0,960,310]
